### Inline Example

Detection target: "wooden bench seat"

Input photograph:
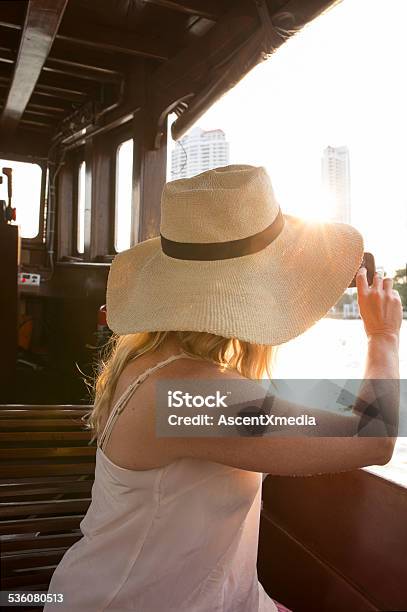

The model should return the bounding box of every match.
[0,404,95,594]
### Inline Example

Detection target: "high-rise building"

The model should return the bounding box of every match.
[171,126,230,179]
[321,145,351,223]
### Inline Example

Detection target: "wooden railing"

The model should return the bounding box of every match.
[0,405,95,596]
[258,471,407,612]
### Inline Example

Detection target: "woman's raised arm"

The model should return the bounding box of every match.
[163,268,402,476]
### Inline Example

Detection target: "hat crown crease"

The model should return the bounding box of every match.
[160,165,280,244]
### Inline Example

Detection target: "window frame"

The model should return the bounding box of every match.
[109,125,135,255]
[56,122,136,264]
[71,149,86,259]
[114,137,134,254]
[1,153,47,247]
[76,159,87,255]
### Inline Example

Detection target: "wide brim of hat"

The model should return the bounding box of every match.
[106,214,364,346]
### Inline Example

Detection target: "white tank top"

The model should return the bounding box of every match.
[45,353,277,612]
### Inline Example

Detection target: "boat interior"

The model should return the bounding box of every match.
[0,1,406,610]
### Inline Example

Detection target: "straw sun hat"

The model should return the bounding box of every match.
[107,164,364,346]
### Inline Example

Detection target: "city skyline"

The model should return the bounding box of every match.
[170,131,354,228]
[167,0,407,275]
[321,145,351,224]
[171,127,230,179]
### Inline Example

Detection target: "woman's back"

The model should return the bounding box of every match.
[96,347,212,471]
[45,352,277,611]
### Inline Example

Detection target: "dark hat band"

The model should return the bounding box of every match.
[160,209,285,261]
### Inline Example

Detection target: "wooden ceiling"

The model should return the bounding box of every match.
[0,0,337,155]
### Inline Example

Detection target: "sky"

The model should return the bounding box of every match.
[167,0,407,275]
[2,0,406,272]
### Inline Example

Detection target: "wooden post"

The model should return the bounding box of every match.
[56,157,74,259]
[89,132,112,260]
[132,109,168,242]
[0,224,19,401]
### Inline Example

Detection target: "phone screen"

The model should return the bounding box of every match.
[348,252,376,287]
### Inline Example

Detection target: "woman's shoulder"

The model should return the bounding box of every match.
[151,356,265,406]
[160,355,247,382]
[115,353,235,392]
[114,353,256,413]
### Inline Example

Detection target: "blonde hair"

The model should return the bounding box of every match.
[85,331,275,441]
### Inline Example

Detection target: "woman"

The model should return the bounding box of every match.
[46,165,402,611]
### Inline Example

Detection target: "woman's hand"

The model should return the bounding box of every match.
[356,267,403,340]
[354,267,401,457]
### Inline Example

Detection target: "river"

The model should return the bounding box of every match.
[272,318,407,486]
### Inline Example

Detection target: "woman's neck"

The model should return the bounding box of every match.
[154,336,185,360]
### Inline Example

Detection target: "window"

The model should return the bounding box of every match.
[164,1,407,484]
[115,139,133,252]
[0,159,42,238]
[76,161,86,254]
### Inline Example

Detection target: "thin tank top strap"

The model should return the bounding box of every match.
[98,352,199,450]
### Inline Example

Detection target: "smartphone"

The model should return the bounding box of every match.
[348,252,376,287]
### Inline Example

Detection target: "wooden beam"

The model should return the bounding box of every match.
[7,88,78,106]
[36,71,97,99]
[0,48,122,82]
[56,17,170,61]
[20,117,54,129]
[28,92,72,111]
[27,96,67,115]
[2,84,84,110]
[149,0,337,146]
[0,0,68,135]
[48,41,128,76]
[0,20,19,30]
[145,3,257,148]
[24,107,58,119]
[0,47,14,65]
[0,1,26,31]
[24,110,58,124]
[141,0,223,20]
[0,6,170,61]
[0,58,97,100]
[0,28,22,59]
[44,60,122,84]
[0,74,11,85]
